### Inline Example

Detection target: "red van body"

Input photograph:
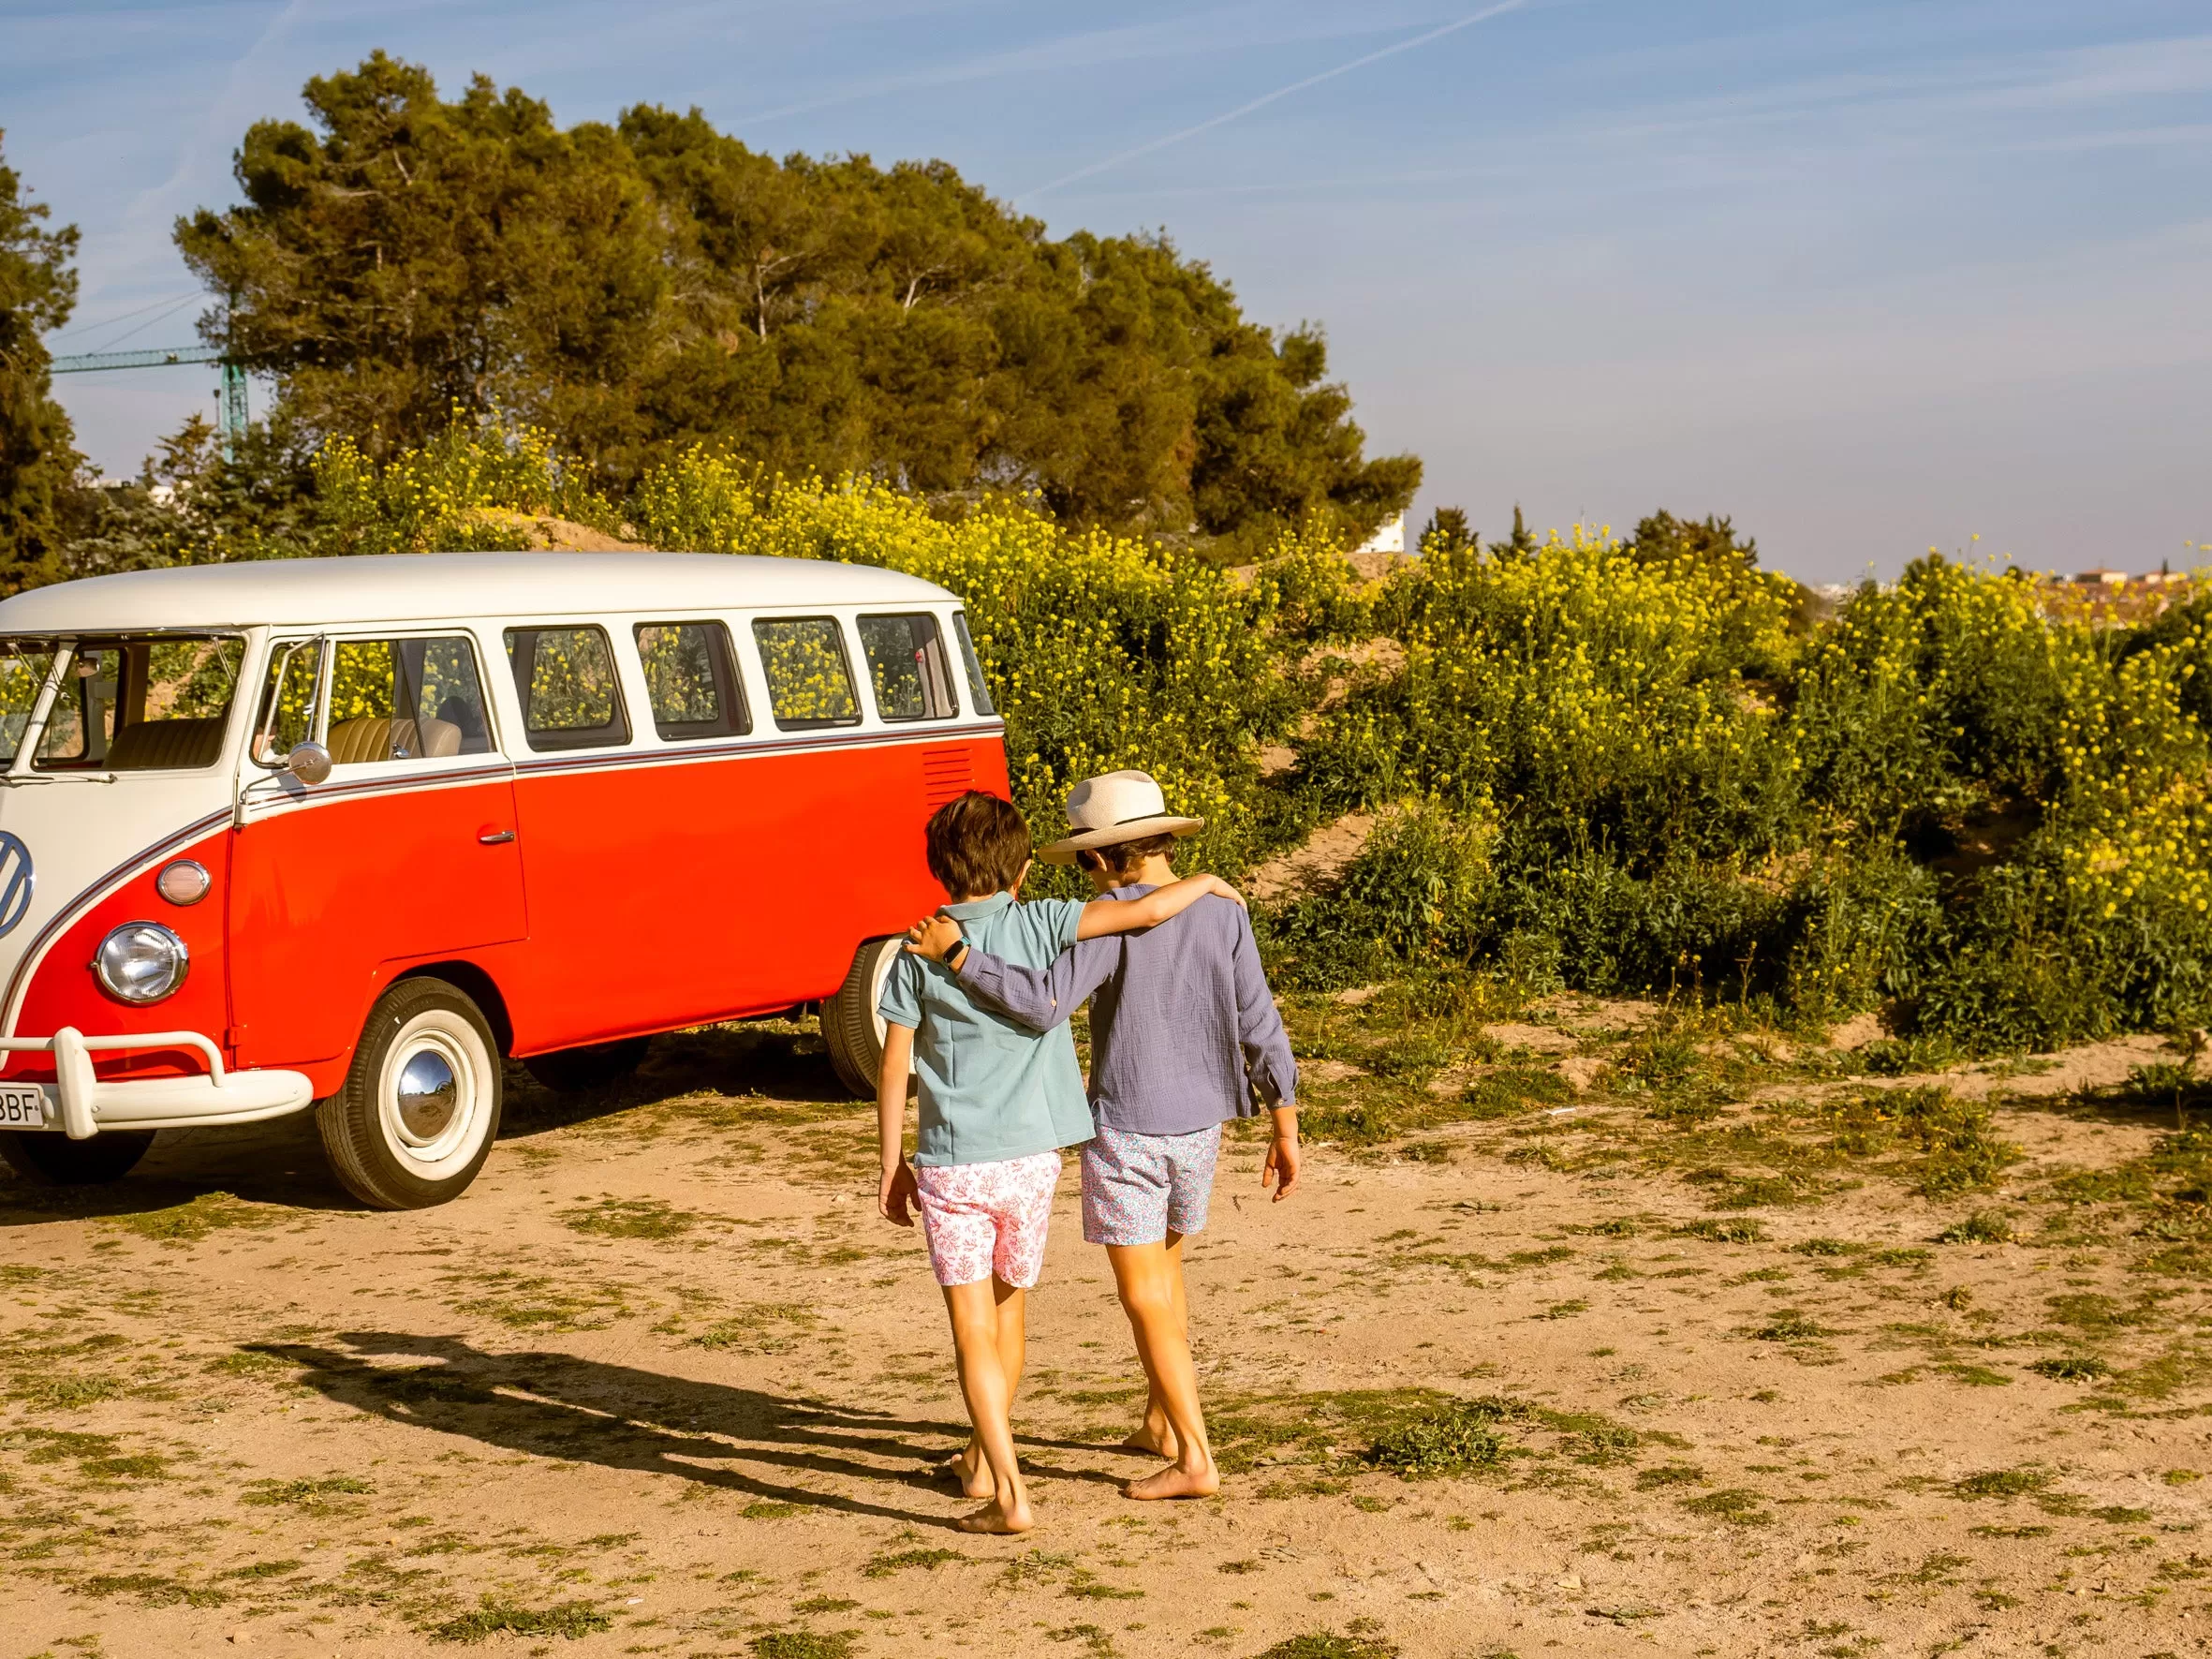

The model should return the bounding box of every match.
[0,554,1005,1206]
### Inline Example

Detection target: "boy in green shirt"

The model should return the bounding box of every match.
[876,791,1238,1533]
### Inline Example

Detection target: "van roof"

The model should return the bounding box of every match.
[0,553,957,633]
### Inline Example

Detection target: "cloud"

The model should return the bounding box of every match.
[1018,1,1529,201]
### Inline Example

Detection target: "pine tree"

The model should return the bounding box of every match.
[0,129,81,589]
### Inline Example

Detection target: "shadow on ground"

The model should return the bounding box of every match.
[254,1331,1126,1527]
[0,1019,852,1224]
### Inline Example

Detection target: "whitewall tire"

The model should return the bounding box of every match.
[318,977,502,1209]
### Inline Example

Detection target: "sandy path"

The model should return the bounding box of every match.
[2,1025,2207,1658]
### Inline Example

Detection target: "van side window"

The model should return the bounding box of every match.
[328,636,491,763]
[751,617,861,731]
[253,638,322,763]
[505,627,630,751]
[635,622,749,741]
[858,613,957,721]
[951,612,995,717]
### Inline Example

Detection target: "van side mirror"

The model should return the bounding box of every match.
[286,742,332,785]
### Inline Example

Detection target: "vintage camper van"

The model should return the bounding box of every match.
[0,553,1008,1207]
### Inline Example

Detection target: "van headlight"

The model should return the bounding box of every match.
[94,923,190,1004]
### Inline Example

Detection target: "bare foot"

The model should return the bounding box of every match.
[939,1445,993,1499]
[955,1495,1034,1533]
[1124,1459,1220,1501]
[1120,1424,1178,1459]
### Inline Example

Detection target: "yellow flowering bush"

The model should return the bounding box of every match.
[282,420,2212,1044]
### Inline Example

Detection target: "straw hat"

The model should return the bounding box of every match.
[1037,770,1205,864]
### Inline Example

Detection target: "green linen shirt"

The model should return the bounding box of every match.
[877,891,1096,1166]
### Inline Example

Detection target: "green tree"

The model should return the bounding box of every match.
[0,129,81,589]
[176,55,1421,541]
[1420,506,1475,554]
[175,52,669,470]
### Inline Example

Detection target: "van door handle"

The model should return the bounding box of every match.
[477,827,516,845]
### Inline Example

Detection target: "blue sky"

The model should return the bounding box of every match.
[4,0,2206,582]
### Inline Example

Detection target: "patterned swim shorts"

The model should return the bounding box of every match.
[1081,1122,1224,1247]
[912,1151,1063,1288]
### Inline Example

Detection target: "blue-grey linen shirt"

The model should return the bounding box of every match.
[952,884,1297,1137]
[877,892,1097,1167]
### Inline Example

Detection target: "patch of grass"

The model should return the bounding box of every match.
[2028,1355,2111,1383]
[1457,1067,1570,1121]
[1679,1488,1773,1526]
[750,1637,858,1659]
[1793,1237,1862,1257]
[218,1560,303,1580]
[862,1547,964,1578]
[77,1572,227,1607]
[1366,1035,1453,1084]
[7,1372,122,1410]
[1936,1210,2015,1244]
[691,1302,819,1354]
[1933,1363,2011,1387]
[1537,1299,1588,1320]
[1951,1468,2052,1501]
[1675,1219,1765,1244]
[559,1197,700,1239]
[78,1453,171,1480]
[101,1192,281,1246]
[1253,1635,1401,1659]
[1635,1462,1704,1489]
[240,1475,372,1507]
[1298,1101,1398,1147]
[1749,1314,1830,1342]
[1362,1399,1515,1478]
[429,1599,614,1643]
[448,1269,628,1333]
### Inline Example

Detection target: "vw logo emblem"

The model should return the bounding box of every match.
[0,833,33,938]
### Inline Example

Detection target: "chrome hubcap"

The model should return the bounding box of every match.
[395,1048,459,1141]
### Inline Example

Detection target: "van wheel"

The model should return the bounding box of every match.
[524,1037,651,1094]
[319,977,502,1209]
[823,936,903,1098]
[0,1129,155,1186]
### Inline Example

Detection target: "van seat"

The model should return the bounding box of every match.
[327,717,462,764]
[106,718,226,771]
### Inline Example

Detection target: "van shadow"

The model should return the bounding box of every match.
[0,1019,852,1224]
[252,1331,1122,1527]
[501,1019,853,1135]
[0,1111,360,1223]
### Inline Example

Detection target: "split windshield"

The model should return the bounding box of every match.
[0,635,246,773]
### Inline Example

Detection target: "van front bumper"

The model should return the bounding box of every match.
[0,1028,315,1138]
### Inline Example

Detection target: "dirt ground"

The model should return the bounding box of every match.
[3,1009,2207,1659]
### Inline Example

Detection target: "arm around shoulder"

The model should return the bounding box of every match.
[1074,872,1244,939]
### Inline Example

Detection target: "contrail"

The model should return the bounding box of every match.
[1020,1,1528,202]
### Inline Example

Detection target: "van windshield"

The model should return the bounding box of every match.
[0,635,246,773]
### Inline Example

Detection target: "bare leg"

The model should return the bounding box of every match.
[1126,1230,1187,1458]
[1106,1238,1218,1500]
[948,1281,1025,1498]
[942,1279,1033,1533]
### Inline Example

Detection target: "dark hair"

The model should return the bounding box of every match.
[1078,832,1177,882]
[924,791,1033,899]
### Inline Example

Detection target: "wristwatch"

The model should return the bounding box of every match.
[947,938,970,972]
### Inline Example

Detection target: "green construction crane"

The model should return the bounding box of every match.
[49,346,249,462]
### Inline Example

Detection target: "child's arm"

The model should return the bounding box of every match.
[1073,872,1244,940]
[1228,908,1300,1201]
[876,1022,921,1227]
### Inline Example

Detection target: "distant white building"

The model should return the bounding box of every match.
[1353,511,1406,556]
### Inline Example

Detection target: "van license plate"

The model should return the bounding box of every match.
[0,1087,49,1128]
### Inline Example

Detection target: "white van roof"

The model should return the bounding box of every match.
[0,553,957,632]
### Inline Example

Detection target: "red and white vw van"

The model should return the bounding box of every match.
[0,553,1006,1207]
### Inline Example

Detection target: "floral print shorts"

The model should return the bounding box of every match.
[912,1151,1063,1288]
[1081,1122,1224,1247]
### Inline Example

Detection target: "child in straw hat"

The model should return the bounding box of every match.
[877,790,1243,1533]
[907,770,1300,1501]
